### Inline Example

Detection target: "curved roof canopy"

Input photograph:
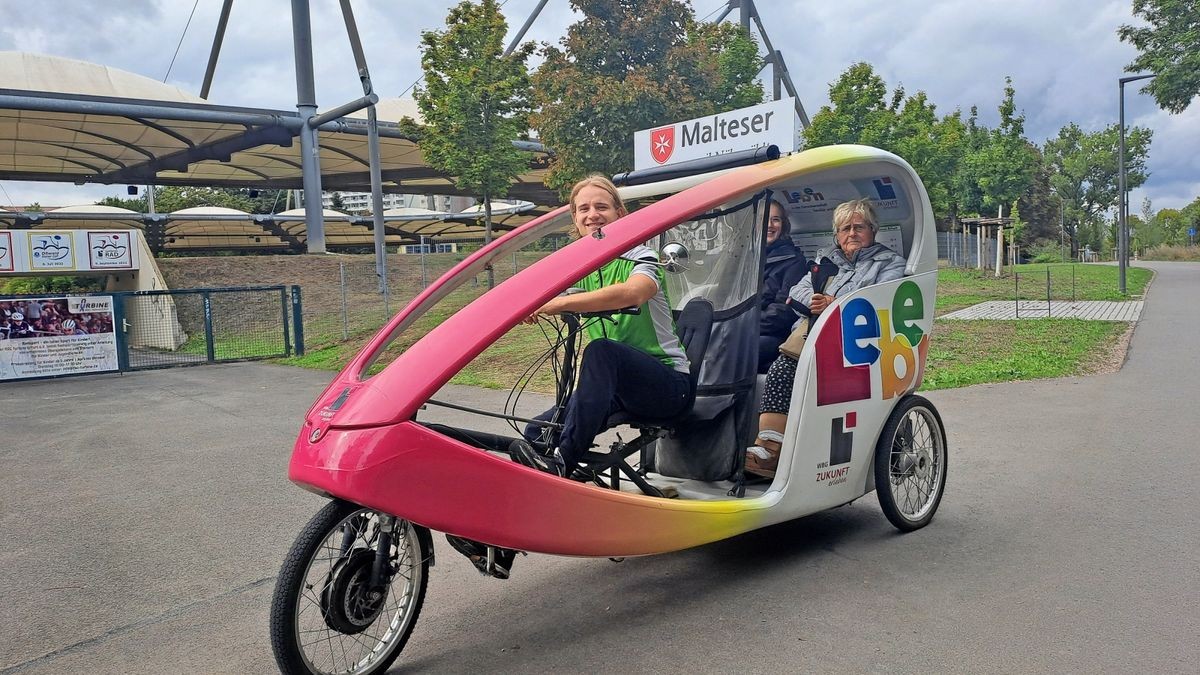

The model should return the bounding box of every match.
[1,199,538,251]
[0,52,557,205]
[0,203,143,229]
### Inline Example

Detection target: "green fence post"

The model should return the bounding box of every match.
[1014,272,1019,319]
[1046,267,1051,317]
[291,285,305,356]
[113,292,130,372]
[202,291,216,363]
[280,286,292,357]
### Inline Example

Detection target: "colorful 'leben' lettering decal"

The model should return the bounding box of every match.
[815,280,929,406]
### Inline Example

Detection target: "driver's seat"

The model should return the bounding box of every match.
[580,297,714,496]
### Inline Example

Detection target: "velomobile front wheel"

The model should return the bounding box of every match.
[874,395,948,532]
[270,500,429,675]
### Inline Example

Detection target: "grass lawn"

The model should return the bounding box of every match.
[937,263,1152,313]
[924,318,1129,389]
[278,263,1149,393]
[177,331,290,360]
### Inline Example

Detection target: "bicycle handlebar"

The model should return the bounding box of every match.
[567,306,641,320]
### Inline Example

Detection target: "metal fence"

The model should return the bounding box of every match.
[118,286,297,371]
[938,231,1117,266]
[299,235,566,348]
[937,231,997,267]
[1011,265,1085,314]
[1,285,300,382]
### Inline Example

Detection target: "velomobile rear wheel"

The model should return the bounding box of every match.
[874,395,947,532]
[270,500,429,675]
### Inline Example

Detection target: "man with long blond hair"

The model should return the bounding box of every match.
[447,174,693,578]
[514,174,692,476]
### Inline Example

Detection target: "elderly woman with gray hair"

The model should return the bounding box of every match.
[745,198,907,478]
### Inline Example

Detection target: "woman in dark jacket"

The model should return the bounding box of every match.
[758,199,808,373]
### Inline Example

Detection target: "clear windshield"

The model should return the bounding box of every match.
[660,195,764,314]
[360,208,574,377]
[657,193,765,390]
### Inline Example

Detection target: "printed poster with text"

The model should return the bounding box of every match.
[1,295,119,381]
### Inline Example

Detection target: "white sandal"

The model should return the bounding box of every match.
[745,429,784,478]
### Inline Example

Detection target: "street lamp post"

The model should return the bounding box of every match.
[1118,73,1154,295]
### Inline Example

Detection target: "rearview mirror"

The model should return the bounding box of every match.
[661,242,690,273]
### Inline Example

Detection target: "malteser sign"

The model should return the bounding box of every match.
[634,97,800,170]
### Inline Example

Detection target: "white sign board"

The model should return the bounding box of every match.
[778,173,913,261]
[0,230,138,275]
[634,97,800,170]
[1,295,119,381]
[0,231,13,272]
[87,232,135,269]
[29,232,76,270]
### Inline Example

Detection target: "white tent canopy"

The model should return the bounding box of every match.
[0,52,557,204]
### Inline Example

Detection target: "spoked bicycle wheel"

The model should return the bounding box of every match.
[270,500,429,675]
[874,395,948,532]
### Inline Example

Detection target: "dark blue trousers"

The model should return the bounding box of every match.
[758,334,784,373]
[524,339,692,471]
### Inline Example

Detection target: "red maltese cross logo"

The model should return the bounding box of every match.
[650,126,675,164]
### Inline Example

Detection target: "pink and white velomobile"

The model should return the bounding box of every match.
[269,144,948,675]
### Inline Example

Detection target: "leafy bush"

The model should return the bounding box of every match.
[1141,244,1200,261]
[1026,238,1068,264]
[0,275,105,295]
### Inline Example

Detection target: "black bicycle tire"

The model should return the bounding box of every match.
[874,395,948,532]
[269,500,429,675]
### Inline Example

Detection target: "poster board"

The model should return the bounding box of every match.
[1,295,119,381]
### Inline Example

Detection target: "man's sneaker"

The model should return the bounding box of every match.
[445,534,518,579]
[510,439,565,476]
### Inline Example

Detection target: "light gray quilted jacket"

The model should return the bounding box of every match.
[786,242,906,327]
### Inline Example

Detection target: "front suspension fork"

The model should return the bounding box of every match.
[371,514,396,588]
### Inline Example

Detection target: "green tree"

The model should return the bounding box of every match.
[1015,146,1062,245]
[1136,199,1187,249]
[151,186,255,213]
[1157,208,1187,245]
[416,0,534,287]
[1078,217,1108,254]
[951,106,991,218]
[961,78,1037,218]
[890,92,972,228]
[1008,201,1030,260]
[329,192,347,212]
[698,22,765,111]
[804,64,977,228]
[1044,122,1152,254]
[531,0,764,194]
[98,195,147,211]
[245,189,289,214]
[24,202,44,212]
[95,188,280,213]
[804,62,896,149]
[1118,0,1200,113]
[1181,196,1200,242]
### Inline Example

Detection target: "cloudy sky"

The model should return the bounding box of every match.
[0,0,1195,212]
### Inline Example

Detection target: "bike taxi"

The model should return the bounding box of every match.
[269,144,947,675]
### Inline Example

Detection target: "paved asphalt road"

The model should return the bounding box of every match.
[2,262,1197,674]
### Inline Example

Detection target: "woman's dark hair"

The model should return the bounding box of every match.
[769,198,791,236]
